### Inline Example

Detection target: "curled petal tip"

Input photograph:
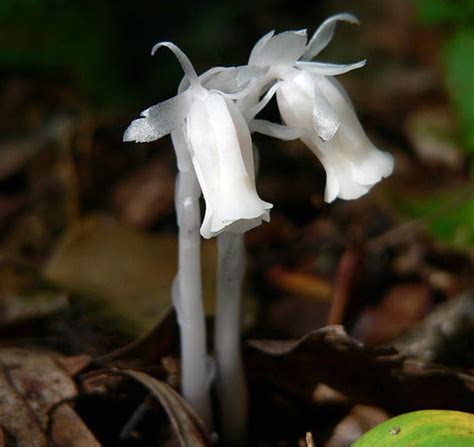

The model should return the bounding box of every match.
[151,41,167,56]
[331,12,360,25]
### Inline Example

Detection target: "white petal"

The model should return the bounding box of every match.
[249,30,308,67]
[171,126,193,172]
[187,93,272,238]
[320,148,372,201]
[224,98,256,183]
[277,72,339,141]
[186,97,220,239]
[315,75,394,185]
[243,81,282,120]
[236,65,269,87]
[312,83,340,141]
[249,119,305,140]
[123,90,193,143]
[302,13,359,61]
[277,72,392,201]
[206,94,272,231]
[248,31,275,65]
[151,41,200,88]
[277,76,314,130]
[296,59,366,76]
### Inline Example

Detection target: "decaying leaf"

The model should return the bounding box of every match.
[0,366,47,447]
[44,214,256,338]
[248,325,474,412]
[0,347,99,447]
[50,403,101,447]
[106,369,210,447]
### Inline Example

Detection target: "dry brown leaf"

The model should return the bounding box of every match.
[107,369,210,447]
[0,367,47,447]
[248,325,474,413]
[44,214,256,338]
[0,348,100,447]
[50,403,101,447]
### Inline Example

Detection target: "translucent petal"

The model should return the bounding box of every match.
[296,59,366,76]
[186,98,219,239]
[151,41,200,87]
[203,67,243,93]
[248,31,275,65]
[123,90,192,142]
[302,13,359,61]
[320,148,372,201]
[326,76,355,111]
[243,81,282,120]
[250,119,305,141]
[312,83,340,141]
[236,65,269,87]
[249,30,308,67]
[171,126,193,172]
[315,75,394,185]
[277,75,315,131]
[224,98,256,184]
[187,93,272,239]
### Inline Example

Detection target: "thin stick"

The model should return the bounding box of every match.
[119,394,154,440]
[215,232,248,445]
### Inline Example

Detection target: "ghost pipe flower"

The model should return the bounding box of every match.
[124,41,271,437]
[248,13,394,202]
[123,14,394,443]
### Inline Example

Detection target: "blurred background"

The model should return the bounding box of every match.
[0,0,473,446]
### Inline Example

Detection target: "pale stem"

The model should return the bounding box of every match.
[173,167,213,430]
[215,232,248,444]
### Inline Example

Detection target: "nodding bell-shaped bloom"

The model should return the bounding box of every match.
[123,43,272,239]
[248,13,394,202]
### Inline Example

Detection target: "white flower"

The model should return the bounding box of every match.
[248,14,394,202]
[123,42,271,239]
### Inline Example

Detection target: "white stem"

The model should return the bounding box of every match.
[215,232,248,445]
[173,167,213,430]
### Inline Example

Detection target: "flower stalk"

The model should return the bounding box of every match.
[172,130,213,429]
[215,232,247,444]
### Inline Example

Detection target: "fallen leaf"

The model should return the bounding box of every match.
[248,325,474,412]
[44,215,176,336]
[44,214,256,338]
[50,403,101,447]
[0,348,77,428]
[106,369,210,447]
[0,366,47,447]
[0,347,100,446]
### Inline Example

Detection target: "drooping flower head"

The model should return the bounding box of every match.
[124,14,394,237]
[247,14,394,202]
[124,43,272,239]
